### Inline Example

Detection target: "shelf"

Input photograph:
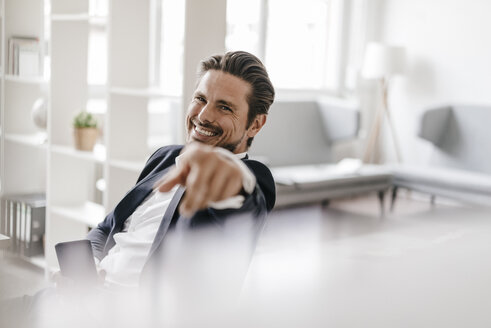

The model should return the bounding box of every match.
[50,14,107,26]
[89,16,107,26]
[109,159,146,173]
[87,98,107,114]
[4,74,48,85]
[51,143,106,163]
[21,254,47,270]
[5,133,48,148]
[51,13,90,21]
[108,136,172,172]
[0,234,10,249]
[0,236,46,269]
[110,86,180,99]
[51,201,105,228]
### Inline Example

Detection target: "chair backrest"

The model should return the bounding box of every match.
[418,105,491,174]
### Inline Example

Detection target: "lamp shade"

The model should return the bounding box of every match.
[362,42,406,79]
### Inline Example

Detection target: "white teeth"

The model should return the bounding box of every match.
[195,126,216,137]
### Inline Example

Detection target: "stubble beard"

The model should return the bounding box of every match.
[186,117,246,153]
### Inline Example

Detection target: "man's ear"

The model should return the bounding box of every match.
[247,114,267,138]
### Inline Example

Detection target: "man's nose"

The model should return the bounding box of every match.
[197,104,216,123]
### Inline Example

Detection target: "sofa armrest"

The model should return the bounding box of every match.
[418,106,452,146]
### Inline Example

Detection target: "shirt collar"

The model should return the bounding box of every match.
[235,152,247,159]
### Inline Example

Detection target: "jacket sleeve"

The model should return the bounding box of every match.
[86,211,115,260]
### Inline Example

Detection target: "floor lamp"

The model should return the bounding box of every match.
[362,42,406,163]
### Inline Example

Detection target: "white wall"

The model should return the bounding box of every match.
[370,0,491,164]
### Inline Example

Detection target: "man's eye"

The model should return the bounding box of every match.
[195,96,206,103]
[220,105,232,112]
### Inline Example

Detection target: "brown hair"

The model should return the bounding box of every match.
[198,51,275,147]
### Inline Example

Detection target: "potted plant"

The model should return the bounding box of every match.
[73,111,99,151]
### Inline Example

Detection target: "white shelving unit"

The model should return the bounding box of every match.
[0,0,47,269]
[0,0,226,273]
[0,0,47,194]
[44,0,96,269]
[43,0,186,269]
[106,0,164,210]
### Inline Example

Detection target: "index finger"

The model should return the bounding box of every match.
[153,165,186,192]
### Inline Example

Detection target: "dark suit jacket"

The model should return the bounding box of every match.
[86,145,275,274]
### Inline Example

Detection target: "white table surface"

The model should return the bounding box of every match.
[238,204,491,328]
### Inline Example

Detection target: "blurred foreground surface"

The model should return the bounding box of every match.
[1,198,491,327]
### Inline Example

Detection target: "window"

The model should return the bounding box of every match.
[226,0,347,93]
[225,0,263,56]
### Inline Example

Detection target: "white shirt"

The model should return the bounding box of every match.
[99,149,255,288]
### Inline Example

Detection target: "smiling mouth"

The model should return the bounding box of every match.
[191,118,221,138]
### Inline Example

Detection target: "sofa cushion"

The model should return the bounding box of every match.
[272,163,392,207]
[392,165,491,199]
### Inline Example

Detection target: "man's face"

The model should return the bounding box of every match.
[185,70,265,154]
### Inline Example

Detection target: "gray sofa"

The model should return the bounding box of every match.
[250,99,360,167]
[249,99,392,209]
[391,105,491,208]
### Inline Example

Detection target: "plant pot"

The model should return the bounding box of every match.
[74,127,98,151]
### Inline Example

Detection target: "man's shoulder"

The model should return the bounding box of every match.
[243,158,276,211]
[139,145,184,179]
[148,145,184,162]
[154,144,184,156]
[243,158,271,176]
[242,158,275,188]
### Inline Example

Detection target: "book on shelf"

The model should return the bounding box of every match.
[8,36,41,77]
[1,194,46,257]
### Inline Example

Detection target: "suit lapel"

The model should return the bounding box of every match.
[146,185,186,261]
[113,167,171,219]
[104,167,172,255]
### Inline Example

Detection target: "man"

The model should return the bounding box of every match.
[87,50,276,288]
[0,51,275,327]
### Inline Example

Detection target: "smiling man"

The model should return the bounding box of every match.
[86,51,276,288]
[0,51,276,327]
[188,69,260,153]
